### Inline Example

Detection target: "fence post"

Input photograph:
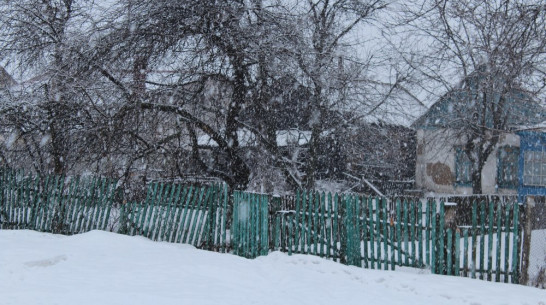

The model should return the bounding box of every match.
[367,196,374,268]
[339,194,347,265]
[222,184,229,253]
[520,196,534,285]
[326,192,332,260]
[438,201,445,274]
[431,200,437,274]
[471,200,478,279]
[295,191,301,254]
[512,202,520,284]
[333,193,339,262]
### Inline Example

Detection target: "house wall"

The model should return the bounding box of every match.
[415,128,519,195]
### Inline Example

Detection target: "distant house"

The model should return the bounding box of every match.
[412,69,546,195]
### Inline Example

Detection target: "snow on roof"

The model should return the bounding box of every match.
[413,83,546,130]
[516,120,546,132]
[197,129,314,148]
[197,128,256,147]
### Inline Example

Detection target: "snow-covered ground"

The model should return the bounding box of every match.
[1,230,545,305]
[530,229,546,287]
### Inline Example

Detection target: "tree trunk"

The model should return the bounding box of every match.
[471,167,482,195]
[225,57,250,190]
[305,125,321,190]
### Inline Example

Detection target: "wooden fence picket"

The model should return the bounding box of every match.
[504,203,511,283]
[64,177,79,233]
[453,229,461,276]
[417,201,423,267]
[439,201,446,274]
[172,186,189,243]
[512,203,520,284]
[479,200,486,279]
[447,228,453,275]
[495,203,502,282]
[382,198,389,270]
[431,200,437,274]
[368,196,375,268]
[188,186,205,245]
[463,228,469,277]
[487,201,494,281]
[326,193,333,259]
[471,200,478,279]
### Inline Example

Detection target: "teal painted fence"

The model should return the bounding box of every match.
[271,191,522,284]
[0,168,523,284]
[118,183,229,251]
[0,168,229,251]
[0,168,117,234]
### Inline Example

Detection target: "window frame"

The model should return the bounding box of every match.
[455,146,472,187]
[523,150,546,187]
[496,146,519,189]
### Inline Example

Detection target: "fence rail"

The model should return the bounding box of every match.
[0,167,529,285]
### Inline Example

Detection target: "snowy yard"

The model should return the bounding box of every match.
[1,230,545,305]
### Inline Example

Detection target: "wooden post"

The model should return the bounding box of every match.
[396,199,402,266]
[511,202,520,283]
[368,196,375,268]
[403,199,409,266]
[333,194,339,262]
[455,229,460,276]
[295,191,301,254]
[377,197,382,269]
[520,196,534,285]
[326,193,332,260]
[470,200,477,278]
[320,192,327,258]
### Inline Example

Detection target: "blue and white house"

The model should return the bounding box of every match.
[412,68,546,197]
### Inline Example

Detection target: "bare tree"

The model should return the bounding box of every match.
[91,0,389,191]
[0,0,99,175]
[0,0,400,196]
[278,0,387,189]
[389,0,546,193]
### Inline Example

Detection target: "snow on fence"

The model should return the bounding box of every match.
[0,167,533,285]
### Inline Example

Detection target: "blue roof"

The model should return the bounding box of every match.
[412,70,546,130]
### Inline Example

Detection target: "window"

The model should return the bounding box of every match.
[455,147,472,186]
[523,150,546,186]
[497,146,519,189]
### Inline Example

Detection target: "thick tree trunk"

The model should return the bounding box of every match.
[225,57,250,190]
[305,125,321,189]
[471,166,483,195]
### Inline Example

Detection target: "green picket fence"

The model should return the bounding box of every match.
[271,191,423,269]
[270,190,522,284]
[0,167,523,284]
[432,200,521,284]
[0,168,230,251]
[0,168,117,234]
[119,183,229,252]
